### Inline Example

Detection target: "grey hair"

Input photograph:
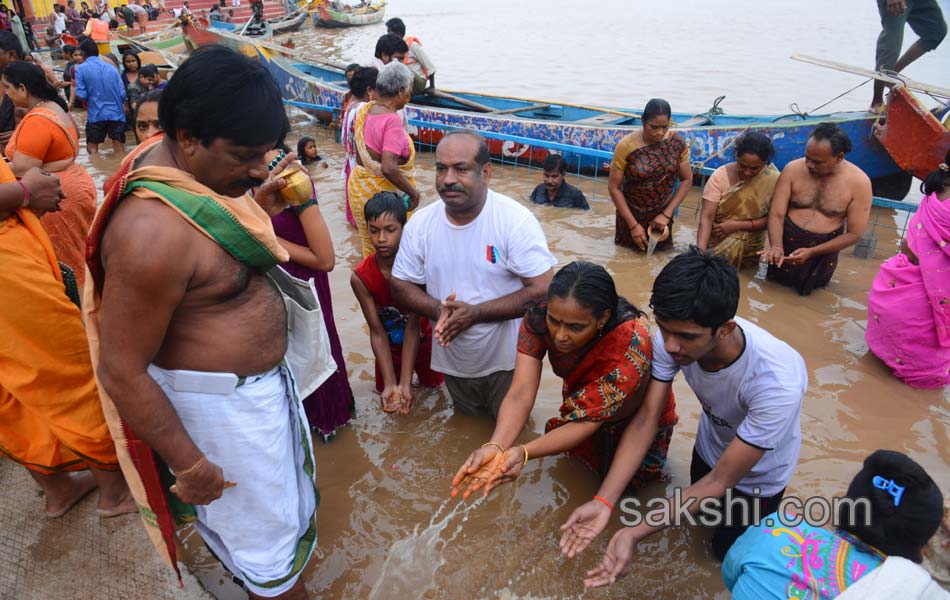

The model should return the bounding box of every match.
[375,61,412,99]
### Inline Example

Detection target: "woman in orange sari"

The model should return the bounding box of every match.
[609,98,692,252]
[2,61,96,288]
[452,261,678,499]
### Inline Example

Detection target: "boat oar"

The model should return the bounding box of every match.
[791,54,950,99]
[428,89,495,113]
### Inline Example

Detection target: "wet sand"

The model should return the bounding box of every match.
[76,114,938,599]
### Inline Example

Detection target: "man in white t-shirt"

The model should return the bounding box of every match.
[558,247,808,588]
[391,130,555,417]
[52,5,67,35]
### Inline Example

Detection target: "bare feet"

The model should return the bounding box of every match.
[96,494,138,518]
[41,471,98,518]
[91,467,139,518]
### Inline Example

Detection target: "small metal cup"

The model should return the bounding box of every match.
[274,165,313,206]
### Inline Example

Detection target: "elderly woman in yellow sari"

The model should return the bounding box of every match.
[696,132,779,269]
[348,61,420,257]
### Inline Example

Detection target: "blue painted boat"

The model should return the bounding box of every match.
[207,10,308,36]
[182,24,911,199]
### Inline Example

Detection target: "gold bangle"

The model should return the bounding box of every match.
[175,455,206,478]
[481,441,505,453]
[518,444,529,469]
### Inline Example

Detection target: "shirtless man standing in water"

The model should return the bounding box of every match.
[91,47,316,599]
[762,123,872,296]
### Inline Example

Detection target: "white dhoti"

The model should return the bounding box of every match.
[148,363,318,598]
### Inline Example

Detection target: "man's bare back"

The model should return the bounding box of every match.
[100,148,286,377]
[783,157,869,234]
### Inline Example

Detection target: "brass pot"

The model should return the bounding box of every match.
[275,165,313,206]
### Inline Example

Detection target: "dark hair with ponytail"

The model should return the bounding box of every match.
[525,261,642,336]
[2,61,68,112]
[920,147,950,197]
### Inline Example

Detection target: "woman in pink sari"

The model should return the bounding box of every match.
[867,153,950,388]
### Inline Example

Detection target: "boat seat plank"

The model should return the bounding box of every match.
[675,116,712,128]
[573,114,623,126]
[491,103,552,115]
[428,90,495,113]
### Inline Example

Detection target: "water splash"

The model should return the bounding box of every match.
[368,498,483,599]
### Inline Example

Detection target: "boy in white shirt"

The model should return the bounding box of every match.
[559,246,808,588]
[392,130,555,417]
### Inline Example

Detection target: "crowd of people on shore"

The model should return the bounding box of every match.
[0,6,948,600]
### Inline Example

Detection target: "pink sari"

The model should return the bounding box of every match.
[867,193,950,388]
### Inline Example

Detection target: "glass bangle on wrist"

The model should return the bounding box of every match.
[293,198,317,215]
[17,180,30,208]
[268,150,287,172]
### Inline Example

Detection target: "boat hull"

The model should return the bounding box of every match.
[313,3,385,27]
[183,25,906,195]
[208,11,307,36]
[875,86,950,180]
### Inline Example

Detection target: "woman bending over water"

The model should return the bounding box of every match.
[451,261,678,499]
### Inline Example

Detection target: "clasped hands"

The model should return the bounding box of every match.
[380,382,414,414]
[434,292,480,347]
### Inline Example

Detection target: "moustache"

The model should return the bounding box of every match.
[439,184,465,195]
[234,178,266,189]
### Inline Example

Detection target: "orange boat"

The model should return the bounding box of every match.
[874,86,950,181]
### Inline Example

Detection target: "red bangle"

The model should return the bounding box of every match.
[593,495,614,512]
[17,180,30,208]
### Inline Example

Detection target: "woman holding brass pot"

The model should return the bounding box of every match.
[347,61,420,257]
[267,148,355,442]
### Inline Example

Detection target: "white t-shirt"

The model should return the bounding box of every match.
[53,12,66,34]
[393,189,555,378]
[652,317,807,496]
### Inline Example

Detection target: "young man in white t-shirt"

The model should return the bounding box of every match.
[392,131,555,417]
[558,247,808,588]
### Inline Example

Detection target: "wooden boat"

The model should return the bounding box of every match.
[182,24,912,199]
[208,10,308,37]
[312,1,385,28]
[107,32,184,71]
[794,54,950,193]
[874,86,950,180]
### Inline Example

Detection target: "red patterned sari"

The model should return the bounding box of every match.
[614,133,688,251]
[518,316,678,490]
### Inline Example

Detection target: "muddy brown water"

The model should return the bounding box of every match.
[67,3,949,596]
[76,119,948,598]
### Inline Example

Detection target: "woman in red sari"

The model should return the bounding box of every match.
[452,261,678,499]
[609,98,692,252]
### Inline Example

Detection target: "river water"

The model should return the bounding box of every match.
[73,2,949,598]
